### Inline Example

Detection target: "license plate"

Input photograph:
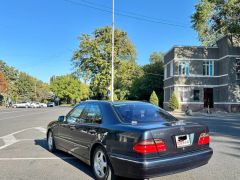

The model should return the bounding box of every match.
[175,134,191,148]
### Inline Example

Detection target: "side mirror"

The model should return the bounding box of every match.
[58,115,65,122]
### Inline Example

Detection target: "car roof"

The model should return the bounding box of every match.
[82,100,149,105]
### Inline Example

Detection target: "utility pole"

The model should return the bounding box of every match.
[111,0,115,102]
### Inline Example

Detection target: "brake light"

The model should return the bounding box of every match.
[198,133,210,145]
[133,138,166,154]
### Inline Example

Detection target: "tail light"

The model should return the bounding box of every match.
[133,138,166,154]
[198,133,210,145]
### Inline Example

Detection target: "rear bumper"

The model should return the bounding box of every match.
[110,148,213,179]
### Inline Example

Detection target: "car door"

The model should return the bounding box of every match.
[57,104,85,152]
[70,103,103,160]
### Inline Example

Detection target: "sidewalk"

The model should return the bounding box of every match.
[168,110,240,118]
[169,112,240,118]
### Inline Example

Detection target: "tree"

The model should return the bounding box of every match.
[50,75,89,104]
[0,72,7,93]
[192,0,240,45]
[149,52,165,63]
[168,92,179,111]
[149,91,159,106]
[115,61,143,100]
[130,60,164,106]
[72,26,136,99]
[0,60,51,103]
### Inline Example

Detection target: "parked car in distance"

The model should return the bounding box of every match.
[12,102,31,108]
[47,101,213,180]
[39,103,47,108]
[47,102,55,107]
[30,102,40,108]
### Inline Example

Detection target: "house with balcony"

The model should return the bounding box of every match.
[163,35,240,112]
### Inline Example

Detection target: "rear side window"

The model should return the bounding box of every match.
[66,104,85,124]
[113,103,178,123]
[80,104,102,124]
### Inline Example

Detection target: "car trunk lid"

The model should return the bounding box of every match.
[149,121,209,156]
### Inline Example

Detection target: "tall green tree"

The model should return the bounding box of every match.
[0,72,7,93]
[149,52,165,63]
[15,72,35,101]
[72,26,136,99]
[50,75,89,103]
[115,61,143,100]
[192,0,240,45]
[130,60,164,106]
[0,60,51,103]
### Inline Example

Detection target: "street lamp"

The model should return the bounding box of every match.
[111,0,115,102]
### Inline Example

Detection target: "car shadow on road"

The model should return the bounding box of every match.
[34,139,139,180]
[34,139,94,179]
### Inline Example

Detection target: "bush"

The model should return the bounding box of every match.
[168,91,179,111]
[149,91,159,106]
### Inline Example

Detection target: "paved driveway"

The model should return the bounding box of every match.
[0,108,239,180]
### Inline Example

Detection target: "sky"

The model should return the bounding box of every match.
[0,0,200,83]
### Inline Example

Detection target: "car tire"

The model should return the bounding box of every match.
[47,131,56,152]
[92,146,116,180]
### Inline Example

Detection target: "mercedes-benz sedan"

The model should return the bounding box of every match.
[47,101,213,180]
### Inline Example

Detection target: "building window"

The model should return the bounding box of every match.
[193,90,200,101]
[236,58,240,80]
[203,60,214,76]
[178,87,189,102]
[164,66,167,79]
[170,61,173,76]
[178,61,190,76]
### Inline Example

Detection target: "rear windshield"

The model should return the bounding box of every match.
[113,103,178,123]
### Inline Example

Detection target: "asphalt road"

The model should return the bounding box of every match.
[0,107,239,180]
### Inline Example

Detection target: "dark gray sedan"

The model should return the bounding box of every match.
[47,101,213,180]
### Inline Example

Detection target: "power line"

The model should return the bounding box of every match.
[78,0,188,26]
[63,0,190,29]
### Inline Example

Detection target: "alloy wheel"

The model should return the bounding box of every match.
[48,131,53,151]
[93,150,108,179]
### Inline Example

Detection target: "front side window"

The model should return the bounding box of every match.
[178,61,190,76]
[113,103,178,123]
[203,61,213,76]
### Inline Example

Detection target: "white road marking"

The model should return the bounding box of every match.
[34,127,47,134]
[0,126,47,150]
[0,134,17,150]
[0,127,37,138]
[2,134,16,144]
[0,110,26,114]
[0,157,76,161]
